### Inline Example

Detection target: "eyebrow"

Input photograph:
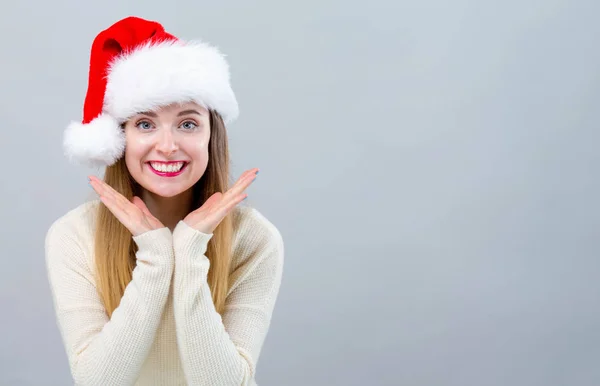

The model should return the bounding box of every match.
[137,109,203,118]
[177,109,203,117]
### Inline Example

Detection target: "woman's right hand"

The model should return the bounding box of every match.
[89,175,164,237]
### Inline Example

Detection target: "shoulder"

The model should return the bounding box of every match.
[45,200,99,269]
[232,205,284,256]
[46,200,99,242]
[229,205,284,275]
[232,205,282,237]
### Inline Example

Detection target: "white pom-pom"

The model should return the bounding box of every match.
[63,114,125,168]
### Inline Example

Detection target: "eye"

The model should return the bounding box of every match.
[136,120,153,131]
[180,120,198,131]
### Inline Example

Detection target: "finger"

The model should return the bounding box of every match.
[235,168,259,186]
[88,176,107,196]
[96,182,131,214]
[89,179,126,212]
[216,193,248,218]
[197,192,223,209]
[132,196,153,218]
[90,177,146,233]
[221,181,253,210]
[89,175,131,207]
[132,197,164,227]
[89,176,131,206]
[227,168,258,192]
[204,192,223,207]
[188,192,228,225]
[89,177,122,205]
[197,193,246,233]
[224,169,258,199]
[89,175,112,194]
[101,193,152,235]
[189,192,222,219]
[96,183,146,229]
[98,194,131,228]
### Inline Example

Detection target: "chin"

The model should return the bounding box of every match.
[146,185,192,198]
[130,165,201,199]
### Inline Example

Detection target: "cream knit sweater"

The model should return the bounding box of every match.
[45,200,284,386]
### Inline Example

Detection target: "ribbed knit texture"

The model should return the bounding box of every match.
[45,200,284,386]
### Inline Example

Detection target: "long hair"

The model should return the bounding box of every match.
[94,110,233,317]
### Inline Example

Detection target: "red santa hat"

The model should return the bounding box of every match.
[63,16,239,167]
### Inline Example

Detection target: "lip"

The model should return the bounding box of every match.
[146,161,189,177]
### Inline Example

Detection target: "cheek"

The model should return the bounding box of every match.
[184,134,210,159]
[123,134,153,179]
[187,143,209,167]
[124,133,152,162]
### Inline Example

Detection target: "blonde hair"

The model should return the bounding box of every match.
[94,110,233,317]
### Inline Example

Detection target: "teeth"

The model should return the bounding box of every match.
[150,162,184,173]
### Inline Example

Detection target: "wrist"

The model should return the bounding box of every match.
[173,221,213,257]
[132,227,174,265]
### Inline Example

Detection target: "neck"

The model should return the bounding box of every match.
[140,189,194,231]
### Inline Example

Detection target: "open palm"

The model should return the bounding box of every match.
[89,175,164,236]
[183,168,259,234]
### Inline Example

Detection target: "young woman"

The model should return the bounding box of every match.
[45,16,284,386]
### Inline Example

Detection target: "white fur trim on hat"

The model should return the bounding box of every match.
[63,114,125,168]
[105,40,239,124]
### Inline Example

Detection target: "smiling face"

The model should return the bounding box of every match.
[123,101,211,198]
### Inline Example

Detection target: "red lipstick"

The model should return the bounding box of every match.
[147,161,188,177]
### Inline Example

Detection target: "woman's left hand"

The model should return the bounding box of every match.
[182,168,259,234]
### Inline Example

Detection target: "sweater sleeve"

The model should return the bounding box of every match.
[171,216,284,386]
[45,221,175,386]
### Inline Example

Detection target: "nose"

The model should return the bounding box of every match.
[155,128,179,156]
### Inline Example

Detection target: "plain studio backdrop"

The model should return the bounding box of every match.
[0,0,598,385]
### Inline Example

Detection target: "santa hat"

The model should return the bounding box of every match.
[63,16,239,167]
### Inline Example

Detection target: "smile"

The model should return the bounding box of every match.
[147,161,188,177]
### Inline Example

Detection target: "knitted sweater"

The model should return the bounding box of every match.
[44,200,284,386]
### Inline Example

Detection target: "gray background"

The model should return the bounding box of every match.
[1,0,598,385]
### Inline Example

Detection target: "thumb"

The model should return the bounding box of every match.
[201,192,223,209]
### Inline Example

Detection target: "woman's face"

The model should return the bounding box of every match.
[123,101,211,198]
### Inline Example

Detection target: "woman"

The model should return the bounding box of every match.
[45,16,283,386]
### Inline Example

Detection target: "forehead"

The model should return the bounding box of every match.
[137,101,209,117]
